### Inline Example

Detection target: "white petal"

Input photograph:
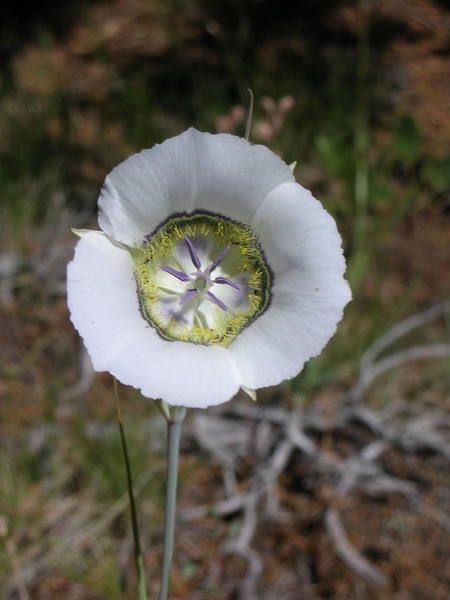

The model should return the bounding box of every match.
[67,231,240,408]
[253,181,348,277]
[98,128,293,245]
[188,130,294,222]
[228,182,352,389]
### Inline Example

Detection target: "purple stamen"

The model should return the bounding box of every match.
[179,288,198,306]
[207,291,228,312]
[208,244,232,273]
[214,276,241,290]
[184,236,201,269]
[159,265,191,282]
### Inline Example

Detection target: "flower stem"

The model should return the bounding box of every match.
[351,0,371,289]
[114,379,148,600]
[159,405,187,600]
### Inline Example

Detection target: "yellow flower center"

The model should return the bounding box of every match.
[134,211,272,346]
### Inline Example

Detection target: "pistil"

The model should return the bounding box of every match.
[158,236,241,312]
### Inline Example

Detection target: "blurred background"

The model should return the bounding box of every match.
[1,0,449,598]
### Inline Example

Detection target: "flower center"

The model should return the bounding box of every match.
[134,211,272,346]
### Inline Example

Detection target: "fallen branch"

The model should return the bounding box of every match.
[325,508,388,587]
[360,301,450,372]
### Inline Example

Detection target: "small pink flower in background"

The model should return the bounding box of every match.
[215,96,296,143]
[254,95,296,142]
[254,119,276,142]
[278,95,295,114]
[215,104,246,133]
[230,104,245,123]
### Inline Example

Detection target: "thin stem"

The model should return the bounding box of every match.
[351,0,371,289]
[114,379,148,600]
[245,88,254,141]
[354,0,370,243]
[159,406,186,600]
[4,538,30,600]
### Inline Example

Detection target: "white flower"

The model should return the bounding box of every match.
[67,128,351,408]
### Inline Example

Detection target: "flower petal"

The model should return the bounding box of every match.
[67,231,241,407]
[98,129,293,245]
[228,182,352,389]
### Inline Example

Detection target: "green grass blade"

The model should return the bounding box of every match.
[114,379,148,600]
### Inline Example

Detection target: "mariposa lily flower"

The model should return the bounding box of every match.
[67,128,351,408]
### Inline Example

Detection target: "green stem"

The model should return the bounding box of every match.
[114,379,148,600]
[159,406,186,600]
[350,0,371,289]
[245,88,254,141]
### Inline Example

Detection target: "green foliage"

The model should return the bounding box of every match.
[394,116,421,166]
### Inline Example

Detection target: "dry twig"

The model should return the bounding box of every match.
[184,303,449,596]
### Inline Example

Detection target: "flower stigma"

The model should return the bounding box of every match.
[134,212,272,346]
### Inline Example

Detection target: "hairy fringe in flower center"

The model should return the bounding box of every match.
[134,211,272,346]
